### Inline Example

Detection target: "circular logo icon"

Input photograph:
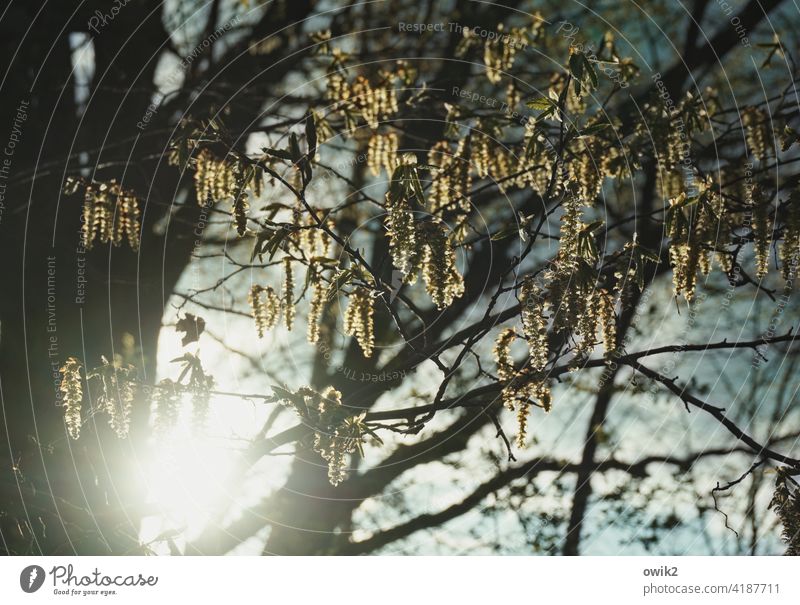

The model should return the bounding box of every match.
[20,565,45,593]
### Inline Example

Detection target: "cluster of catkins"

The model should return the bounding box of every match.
[636,93,712,200]
[343,287,375,358]
[192,148,263,235]
[60,356,137,440]
[94,357,137,439]
[482,24,522,84]
[565,119,625,202]
[667,190,723,301]
[279,386,368,486]
[384,160,466,308]
[149,359,214,435]
[665,168,783,302]
[248,285,282,337]
[780,192,800,281]
[453,19,543,85]
[420,221,466,309]
[247,263,298,338]
[151,378,181,435]
[247,205,340,342]
[367,132,398,176]
[543,186,618,357]
[64,177,141,251]
[61,353,216,440]
[493,327,552,448]
[325,71,399,130]
[638,92,788,301]
[428,138,472,215]
[491,180,627,447]
[742,106,773,162]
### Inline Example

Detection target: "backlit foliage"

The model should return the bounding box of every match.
[60,10,800,496]
[63,352,214,441]
[780,192,800,280]
[60,355,137,440]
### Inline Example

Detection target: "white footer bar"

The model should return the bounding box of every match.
[1,556,796,604]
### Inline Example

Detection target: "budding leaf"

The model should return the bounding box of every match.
[305,109,317,162]
[569,52,584,95]
[583,55,598,89]
[526,97,552,111]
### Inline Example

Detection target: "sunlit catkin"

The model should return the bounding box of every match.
[520,278,549,371]
[742,106,771,162]
[110,189,142,250]
[385,185,419,280]
[192,374,213,432]
[95,357,135,439]
[516,401,530,448]
[667,193,697,301]
[781,193,800,280]
[368,132,398,176]
[574,290,599,358]
[421,221,464,309]
[597,291,617,354]
[60,357,83,440]
[307,268,325,343]
[248,285,280,338]
[152,379,181,435]
[428,139,472,216]
[494,328,518,410]
[326,72,399,130]
[752,186,773,279]
[493,329,552,447]
[68,178,141,251]
[311,387,365,486]
[343,287,375,358]
[483,24,518,83]
[282,257,295,331]
[108,367,135,439]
